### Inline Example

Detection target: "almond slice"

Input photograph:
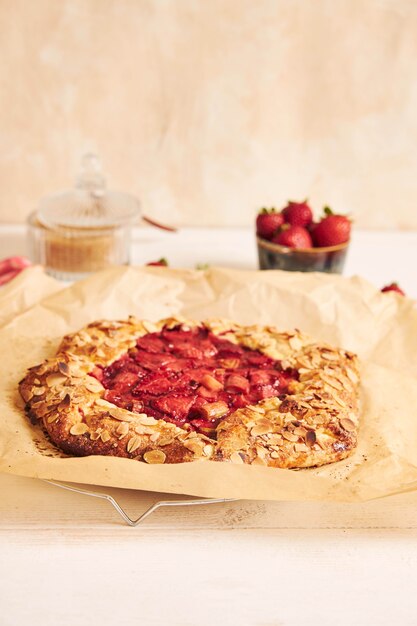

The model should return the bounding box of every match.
[143,449,166,464]
[305,430,317,446]
[46,373,67,387]
[127,435,141,453]
[137,414,157,425]
[340,418,356,432]
[58,362,70,376]
[251,422,272,437]
[95,398,115,408]
[84,377,104,393]
[203,444,214,458]
[252,456,267,466]
[116,422,130,438]
[108,407,135,422]
[282,431,298,442]
[70,423,89,435]
[100,430,111,443]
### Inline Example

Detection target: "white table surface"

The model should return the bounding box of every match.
[1,225,417,626]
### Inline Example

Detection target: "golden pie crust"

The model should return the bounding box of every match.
[19,317,360,468]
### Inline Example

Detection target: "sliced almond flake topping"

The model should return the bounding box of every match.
[96,349,106,358]
[249,405,265,415]
[321,351,339,361]
[267,434,283,445]
[252,456,267,466]
[270,451,280,459]
[21,388,33,403]
[157,435,175,446]
[321,375,343,391]
[293,427,307,438]
[340,418,356,432]
[127,435,141,453]
[78,331,92,343]
[256,445,268,459]
[100,430,111,443]
[150,433,160,442]
[58,393,71,409]
[84,377,104,393]
[288,336,303,351]
[203,444,214,458]
[108,407,135,422]
[46,373,68,387]
[95,398,115,408]
[69,423,89,435]
[282,431,298,442]
[116,422,130,438]
[250,421,273,437]
[143,449,166,464]
[70,395,84,404]
[346,367,359,384]
[135,425,154,435]
[58,362,70,376]
[305,430,317,446]
[142,320,158,333]
[32,386,46,396]
[90,431,101,441]
[47,413,59,423]
[137,414,157,425]
[230,451,244,464]
[333,395,347,408]
[184,440,204,455]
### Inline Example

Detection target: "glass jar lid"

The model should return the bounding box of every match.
[37,153,141,231]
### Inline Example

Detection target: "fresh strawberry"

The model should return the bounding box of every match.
[312,207,351,247]
[381,282,405,296]
[308,221,319,237]
[282,199,313,227]
[256,208,285,240]
[0,256,31,286]
[0,269,21,286]
[146,258,168,267]
[0,256,31,274]
[272,225,313,249]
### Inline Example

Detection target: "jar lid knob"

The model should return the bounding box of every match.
[76,152,106,196]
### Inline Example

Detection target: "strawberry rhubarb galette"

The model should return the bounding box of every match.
[19,317,360,468]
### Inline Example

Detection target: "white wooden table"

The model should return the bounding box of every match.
[1,226,417,626]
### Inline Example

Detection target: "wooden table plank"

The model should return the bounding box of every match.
[2,528,417,626]
[1,473,417,534]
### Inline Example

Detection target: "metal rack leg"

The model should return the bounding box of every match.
[44,480,237,527]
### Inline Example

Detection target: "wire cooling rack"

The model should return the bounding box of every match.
[44,480,237,527]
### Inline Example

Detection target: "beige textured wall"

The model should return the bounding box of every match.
[0,0,417,228]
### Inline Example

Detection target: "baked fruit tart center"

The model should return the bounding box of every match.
[94,324,297,437]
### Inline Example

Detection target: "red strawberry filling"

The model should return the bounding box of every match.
[94,324,298,437]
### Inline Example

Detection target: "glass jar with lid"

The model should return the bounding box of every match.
[28,154,141,280]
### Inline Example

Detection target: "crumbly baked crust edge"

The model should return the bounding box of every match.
[19,316,360,468]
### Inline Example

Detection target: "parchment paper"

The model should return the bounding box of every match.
[0,265,417,502]
[0,266,62,327]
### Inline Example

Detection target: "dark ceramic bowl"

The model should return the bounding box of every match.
[257,236,349,274]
